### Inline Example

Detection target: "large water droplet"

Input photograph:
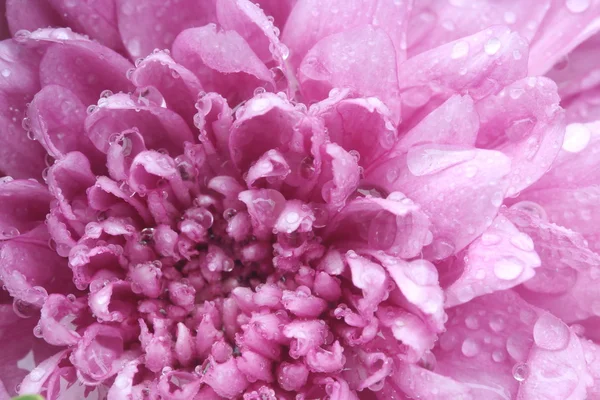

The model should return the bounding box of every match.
[489,315,506,332]
[465,315,479,330]
[494,257,525,280]
[484,37,501,55]
[512,362,529,381]
[566,0,590,13]
[510,233,534,252]
[481,232,502,246]
[461,338,480,357]
[13,299,38,318]
[533,313,570,351]
[562,123,591,153]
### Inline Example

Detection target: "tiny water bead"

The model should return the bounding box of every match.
[512,363,530,382]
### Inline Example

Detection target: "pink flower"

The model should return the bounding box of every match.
[1,0,600,399]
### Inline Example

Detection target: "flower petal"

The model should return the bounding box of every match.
[5,0,63,35]
[85,92,194,155]
[445,214,541,307]
[476,77,565,195]
[172,24,273,105]
[0,179,52,239]
[298,25,400,120]
[115,0,217,59]
[365,145,511,255]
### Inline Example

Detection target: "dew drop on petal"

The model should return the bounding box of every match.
[461,338,480,357]
[451,41,469,59]
[562,123,591,153]
[533,313,570,351]
[566,0,590,13]
[494,257,524,280]
[484,37,501,55]
[513,363,529,381]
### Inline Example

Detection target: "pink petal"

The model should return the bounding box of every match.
[315,143,360,211]
[85,92,194,155]
[398,26,529,107]
[172,24,273,105]
[0,179,52,239]
[19,349,70,398]
[47,0,123,51]
[298,25,401,121]
[390,363,472,400]
[407,0,550,56]
[476,77,565,195]
[365,145,511,255]
[254,0,296,30]
[316,95,397,167]
[326,193,430,259]
[216,0,288,63]
[445,214,541,307]
[39,294,84,346]
[27,85,102,163]
[203,356,249,398]
[5,0,62,35]
[115,0,217,59]
[130,50,203,125]
[29,29,134,105]
[395,94,479,153]
[528,0,600,75]
[283,0,410,69]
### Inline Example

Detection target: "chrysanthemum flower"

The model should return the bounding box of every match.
[2,0,600,399]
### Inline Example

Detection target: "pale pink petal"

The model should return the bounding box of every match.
[116,0,217,59]
[298,25,401,121]
[172,24,273,105]
[445,214,541,307]
[476,77,565,195]
[407,0,550,56]
[283,0,410,68]
[528,0,600,75]
[0,179,52,239]
[365,145,511,255]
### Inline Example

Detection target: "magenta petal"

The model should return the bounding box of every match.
[107,359,139,400]
[398,26,529,104]
[316,143,360,211]
[19,349,70,398]
[116,0,217,59]
[476,77,565,195]
[85,93,194,155]
[5,0,62,35]
[33,31,134,105]
[47,0,123,51]
[365,145,511,255]
[0,179,52,239]
[172,24,273,105]
[445,215,541,307]
[528,0,600,75]
[283,0,410,69]
[27,85,101,163]
[39,294,83,346]
[216,0,287,63]
[130,51,203,125]
[298,25,401,120]
[390,363,472,400]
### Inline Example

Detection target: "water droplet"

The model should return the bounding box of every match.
[512,49,522,60]
[510,201,547,222]
[492,350,506,363]
[1,68,11,78]
[29,367,45,382]
[300,156,315,179]
[465,165,478,178]
[13,299,38,318]
[461,338,480,357]
[505,117,536,142]
[484,37,501,55]
[533,313,570,351]
[494,257,525,280]
[491,191,504,207]
[456,285,475,303]
[566,0,590,13]
[451,41,469,59]
[465,315,479,329]
[100,90,113,99]
[14,29,31,42]
[430,239,455,260]
[512,362,529,381]
[489,315,506,332]
[562,123,591,153]
[139,227,155,245]
[87,105,98,114]
[0,227,20,239]
[386,168,399,183]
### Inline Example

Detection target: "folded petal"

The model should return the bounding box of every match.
[528,0,600,75]
[326,193,430,259]
[172,24,273,105]
[5,0,63,35]
[445,214,541,307]
[27,85,102,163]
[407,0,550,56]
[116,0,217,59]
[476,77,565,195]
[365,145,511,255]
[85,92,194,155]
[283,0,411,68]
[398,26,529,106]
[130,50,203,125]
[298,25,400,120]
